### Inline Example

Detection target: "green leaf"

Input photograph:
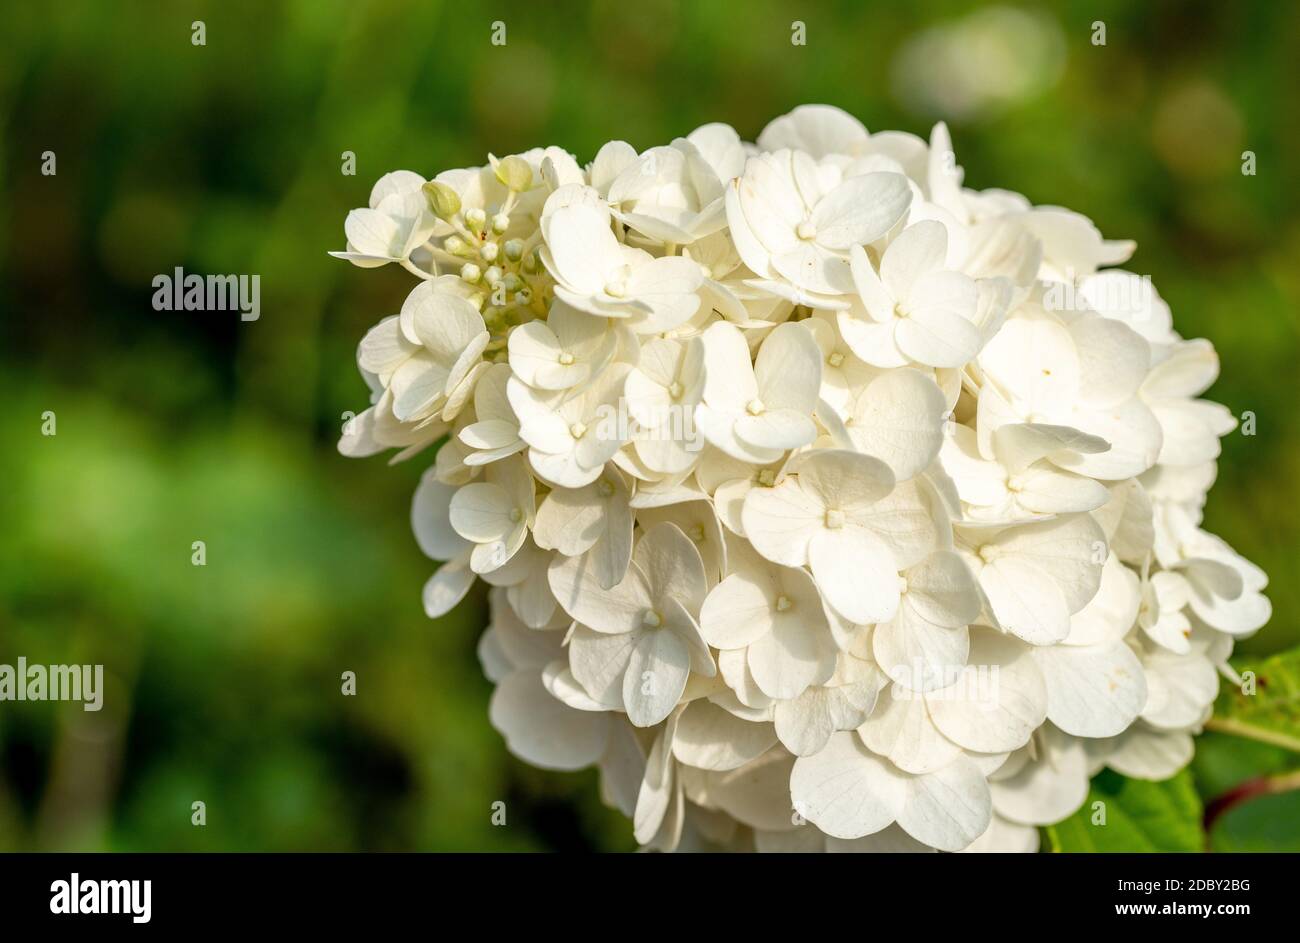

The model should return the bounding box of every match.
[1206,648,1300,753]
[1045,769,1203,852]
[1208,788,1300,852]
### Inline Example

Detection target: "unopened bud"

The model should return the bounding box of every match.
[494,154,534,192]
[465,207,487,231]
[422,180,461,220]
[460,262,482,283]
[503,238,524,262]
[492,212,511,233]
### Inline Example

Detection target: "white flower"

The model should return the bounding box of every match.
[956,514,1106,645]
[977,303,1162,480]
[540,192,704,332]
[743,449,938,625]
[871,550,981,692]
[726,149,912,299]
[839,366,947,481]
[607,124,744,245]
[448,454,535,574]
[330,170,438,268]
[338,105,1270,854]
[507,362,632,488]
[940,421,1112,522]
[695,321,823,464]
[790,731,992,851]
[624,336,706,474]
[507,300,618,391]
[531,466,633,590]
[839,220,982,368]
[756,104,870,158]
[551,522,716,727]
[458,363,525,467]
[370,285,490,422]
[700,545,838,700]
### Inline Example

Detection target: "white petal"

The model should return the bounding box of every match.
[548,553,652,634]
[747,607,838,699]
[700,572,776,649]
[810,527,901,625]
[1032,641,1147,738]
[857,685,961,775]
[623,629,691,727]
[811,172,913,249]
[926,630,1047,753]
[848,368,946,481]
[754,321,823,413]
[881,220,947,300]
[489,669,609,771]
[790,732,906,840]
[742,478,825,567]
[568,625,638,709]
[672,700,778,771]
[896,756,992,852]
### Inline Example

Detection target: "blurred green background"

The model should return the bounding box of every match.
[0,0,1296,852]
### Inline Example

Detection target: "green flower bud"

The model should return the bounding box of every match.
[422,180,461,220]
[494,154,534,192]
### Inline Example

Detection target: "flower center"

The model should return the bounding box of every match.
[508,507,522,523]
[1006,474,1026,493]
[897,576,909,595]
[774,594,793,612]
[746,398,766,416]
[686,524,706,542]
[796,221,817,241]
[596,479,615,498]
[604,278,627,298]
[824,508,845,529]
[641,609,663,628]
[978,544,998,563]
[757,468,776,487]
[558,351,575,365]
[827,352,844,367]
[667,381,683,399]
[569,421,588,439]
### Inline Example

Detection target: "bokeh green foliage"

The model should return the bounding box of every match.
[0,0,1296,851]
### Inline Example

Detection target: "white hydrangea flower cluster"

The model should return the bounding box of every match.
[335,105,1270,852]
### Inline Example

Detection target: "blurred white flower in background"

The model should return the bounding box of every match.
[892,8,1067,121]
